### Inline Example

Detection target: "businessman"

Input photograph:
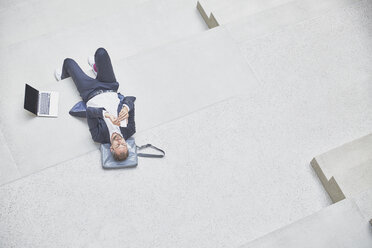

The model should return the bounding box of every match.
[55,48,136,161]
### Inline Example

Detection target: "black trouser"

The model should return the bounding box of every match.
[61,47,119,102]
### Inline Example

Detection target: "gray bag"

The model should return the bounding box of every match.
[100,137,165,169]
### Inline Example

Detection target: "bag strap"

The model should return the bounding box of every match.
[136,144,165,158]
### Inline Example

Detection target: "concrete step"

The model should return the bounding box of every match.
[0,0,208,184]
[353,187,372,222]
[197,0,293,27]
[1,0,371,188]
[311,134,372,203]
[225,0,358,44]
[233,0,372,203]
[0,95,331,247]
[0,128,19,186]
[240,199,372,248]
[0,27,259,183]
[0,0,209,105]
[0,0,206,94]
[235,0,372,175]
[197,0,356,31]
[0,0,149,48]
[0,0,370,246]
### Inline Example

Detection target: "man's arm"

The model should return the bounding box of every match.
[122,97,134,111]
[118,96,135,122]
[86,107,105,142]
[121,106,136,140]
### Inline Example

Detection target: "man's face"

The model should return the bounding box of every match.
[110,133,128,155]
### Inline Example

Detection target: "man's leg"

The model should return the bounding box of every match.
[61,58,96,100]
[95,48,117,83]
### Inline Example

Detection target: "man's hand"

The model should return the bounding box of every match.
[104,112,120,126]
[118,105,129,122]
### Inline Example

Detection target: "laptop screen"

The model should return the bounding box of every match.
[24,84,39,115]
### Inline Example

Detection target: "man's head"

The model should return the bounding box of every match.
[110,133,128,161]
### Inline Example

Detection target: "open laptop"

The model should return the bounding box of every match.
[24,84,59,117]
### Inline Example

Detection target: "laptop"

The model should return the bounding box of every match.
[24,84,59,117]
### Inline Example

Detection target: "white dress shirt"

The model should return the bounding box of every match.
[86,92,129,139]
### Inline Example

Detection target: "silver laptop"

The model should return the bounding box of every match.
[24,84,59,117]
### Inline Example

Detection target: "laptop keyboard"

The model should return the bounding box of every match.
[39,92,50,115]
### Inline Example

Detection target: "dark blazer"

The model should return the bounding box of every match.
[86,94,136,144]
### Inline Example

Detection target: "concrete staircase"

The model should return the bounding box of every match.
[0,0,371,247]
[241,197,372,248]
[240,187,372,248]
[197,0,356,30]
[197,0,293,27]
[312,133,372,203]
[0,0,209,183]
[0,0,148,48]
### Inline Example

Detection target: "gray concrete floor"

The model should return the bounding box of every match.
[0,96,332,247]
[241,199,372,248]
[0,0,371,247]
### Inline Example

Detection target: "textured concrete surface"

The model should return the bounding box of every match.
[0,96,330,248]
[354,188,372,222]
[241,199,372,248]
[0,74,98,179]
[115,27,258,132]
[1,0,371,246]
[236,0,372,208]
[0,27,259,182]
[225,0,357,44]
[240,0,372,158]
[0,0,149,48]
[0,0,208,184]
[0,0,206,96]
[0,129,19,185]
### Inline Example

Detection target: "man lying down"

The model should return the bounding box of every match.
[55,48,135,161]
